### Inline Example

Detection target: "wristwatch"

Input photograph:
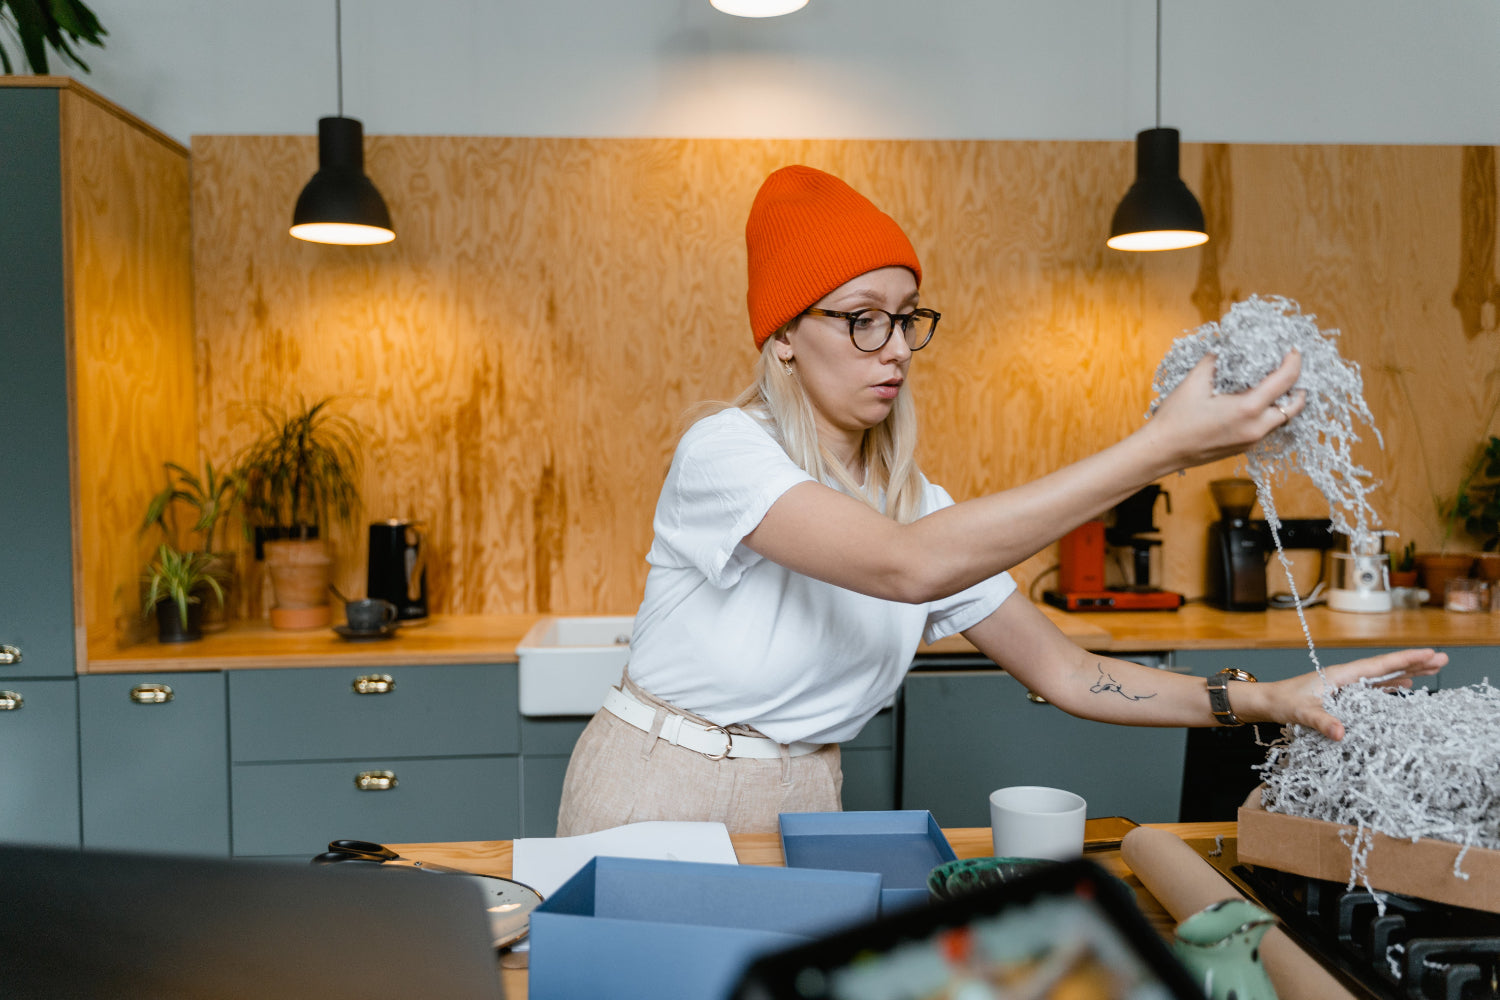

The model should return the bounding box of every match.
[1206,667,1257,726]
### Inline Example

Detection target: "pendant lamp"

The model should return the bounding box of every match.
[710,0,808,16]
[290,0,394,246]
[1107,0,1206,252]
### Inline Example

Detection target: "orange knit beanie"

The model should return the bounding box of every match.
[745,165,921,351]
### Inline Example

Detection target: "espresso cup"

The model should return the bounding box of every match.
[989,785,1087,861]
[345,598,397,631]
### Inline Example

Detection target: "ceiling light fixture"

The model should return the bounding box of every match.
[710,0,808,17]
[290,0,395,246]
[1107,0,1207,252]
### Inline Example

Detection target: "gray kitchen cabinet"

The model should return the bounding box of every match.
[0,678,80,846]
[79,673,229,854]
[227,663,521,856]
[0,88,78,681]
[900,660,1187,828]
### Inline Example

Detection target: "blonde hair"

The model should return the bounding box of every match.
[695,333,926,524]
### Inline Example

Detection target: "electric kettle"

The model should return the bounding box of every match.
[367,519,429,622]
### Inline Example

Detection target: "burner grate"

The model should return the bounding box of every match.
[1192,838,1500,1000]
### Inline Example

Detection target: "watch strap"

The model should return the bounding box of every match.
[1207,667,1257,726]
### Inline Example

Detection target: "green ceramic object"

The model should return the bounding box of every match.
[1172,898,1279,1000]
[927,856,1053,901]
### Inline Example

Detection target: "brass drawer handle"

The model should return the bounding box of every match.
[1025,690,1050,705]
[130,683,174,705]
[0,690,22,711]
[355,770,398,791]
[352,674,395,695]
[0,645,20,666]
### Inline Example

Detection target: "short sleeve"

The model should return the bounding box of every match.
[918,481,1017,644]
[649,409,814,588]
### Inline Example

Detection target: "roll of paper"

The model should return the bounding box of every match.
[1121,826,1357,1000]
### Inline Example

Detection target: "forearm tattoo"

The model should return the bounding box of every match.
[1089,662,1156,702]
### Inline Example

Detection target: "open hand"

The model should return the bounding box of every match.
[1259,648,1449,740]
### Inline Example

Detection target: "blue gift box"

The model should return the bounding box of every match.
[527,855,882,1000]
[779,810,957,914]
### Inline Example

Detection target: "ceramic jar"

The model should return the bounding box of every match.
[1172,898,1279,1000]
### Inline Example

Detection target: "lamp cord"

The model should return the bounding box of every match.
[1154,0,1161,129]
[335,0,343,118]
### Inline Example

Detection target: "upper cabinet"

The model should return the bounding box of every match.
[0,79,195,676]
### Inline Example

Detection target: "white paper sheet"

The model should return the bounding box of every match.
[511,820,738,899]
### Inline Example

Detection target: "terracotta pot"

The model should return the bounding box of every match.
[263,539,332,629]
[199,551,237,633]
[1473,552,1500,583]
[1388,569,1419,588]
[1415,553,1476,607]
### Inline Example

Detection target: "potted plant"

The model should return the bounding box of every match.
[236,397,362,629]
[0,0,106,74]
[1450,435,1500,583]
[141,460,244,632]
[141,544,224,644]
[1388,541,1419,589]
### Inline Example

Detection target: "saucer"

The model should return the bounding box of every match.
[333,623,399,641]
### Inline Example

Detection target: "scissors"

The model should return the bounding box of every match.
[313,839,472,873]
[312,839,543,950]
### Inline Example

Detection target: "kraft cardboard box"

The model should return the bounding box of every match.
[1238,792,1500,914]
[527,856,882,1000]
[779,810,957,915]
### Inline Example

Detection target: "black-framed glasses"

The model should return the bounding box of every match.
[803,307,941,353]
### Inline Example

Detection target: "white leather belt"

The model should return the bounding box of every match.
[601,685,823,761]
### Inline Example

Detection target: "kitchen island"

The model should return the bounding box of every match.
[390,820,1254,1000]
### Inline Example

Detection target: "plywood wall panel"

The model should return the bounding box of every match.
[63,88,195,651]
[191,136,1496,617]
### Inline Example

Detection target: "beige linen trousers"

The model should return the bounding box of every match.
[555,672,843,836]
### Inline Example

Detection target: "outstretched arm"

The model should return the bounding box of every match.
[961,595,1447,739]
[746,351,1306,604]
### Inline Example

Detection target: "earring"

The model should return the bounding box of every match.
[781,358,795,377]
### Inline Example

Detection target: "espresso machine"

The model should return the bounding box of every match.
[1045,484,1183,611]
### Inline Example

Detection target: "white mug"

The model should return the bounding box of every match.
[989,785,1087,861]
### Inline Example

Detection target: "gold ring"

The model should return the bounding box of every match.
[1275,402,1290,424]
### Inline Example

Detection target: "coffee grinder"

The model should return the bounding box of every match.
[1205,478,1268,611]
[1045,484,1184,611]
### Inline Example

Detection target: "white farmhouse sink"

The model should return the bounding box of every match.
[516,615,634,716]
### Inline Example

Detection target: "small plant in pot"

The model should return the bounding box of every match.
[142,544,224,643]
[142,460,244,632]
[237,397,361,629]
[1388,540,1419,589]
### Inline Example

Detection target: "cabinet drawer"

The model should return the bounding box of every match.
[229,663,518,761]
[231,756,521,856]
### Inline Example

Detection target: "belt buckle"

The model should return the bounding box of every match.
[702,724,732,761]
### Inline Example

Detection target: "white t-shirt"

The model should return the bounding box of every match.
[628,407,1016,745]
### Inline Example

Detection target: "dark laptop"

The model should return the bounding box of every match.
[0,843,506,1000]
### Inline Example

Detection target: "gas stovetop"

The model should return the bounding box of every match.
[1189,837,1500,1000]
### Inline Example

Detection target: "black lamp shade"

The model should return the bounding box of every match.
[1107,128,1207,251]
[290,117,395,245]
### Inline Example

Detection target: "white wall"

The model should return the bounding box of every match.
[73,0,1500,146]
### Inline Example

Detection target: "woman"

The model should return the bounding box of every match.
[555,164,1446,836]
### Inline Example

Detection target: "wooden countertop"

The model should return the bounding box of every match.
[82,602,1500,673]
[393,820,1237,1000]
[81,614,540,674]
